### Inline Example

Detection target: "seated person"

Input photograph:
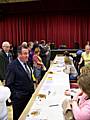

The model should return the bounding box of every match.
[0,86,11,120]
[74,49,83,75]
[63,50,73,64]
[79,45,90,66]
[71,73,90,120]
[63,56,78,81]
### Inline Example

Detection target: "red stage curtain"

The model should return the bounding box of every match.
[0,15,89,48]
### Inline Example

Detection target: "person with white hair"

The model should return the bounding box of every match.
[0,41,13,83]
[21,41,28,47]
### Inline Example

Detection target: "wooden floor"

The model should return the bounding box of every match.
[7,106,13,120]
[0,81,13,120]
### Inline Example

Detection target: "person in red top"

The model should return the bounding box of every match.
[33,47,46,84]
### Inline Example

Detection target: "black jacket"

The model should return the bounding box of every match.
[0,49,12,81]
[5,59,34,100]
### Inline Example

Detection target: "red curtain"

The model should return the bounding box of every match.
[0,15,90,48]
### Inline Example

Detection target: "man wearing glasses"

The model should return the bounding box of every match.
[0,41,13,84]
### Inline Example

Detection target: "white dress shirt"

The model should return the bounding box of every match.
[17,58,31,72]
[0,86,11,120]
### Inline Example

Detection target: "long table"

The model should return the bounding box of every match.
[19,55,70,120]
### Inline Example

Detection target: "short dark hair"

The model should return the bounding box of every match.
[40,40,45,44]
[64,51,70,56]
[17,45,28,54]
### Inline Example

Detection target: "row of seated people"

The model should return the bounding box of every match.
[62,46,90,120]
[64,44,90,75]
[63,45,90,88]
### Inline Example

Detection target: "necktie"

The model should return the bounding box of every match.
[7,53,12,63]
[24,63,31,80]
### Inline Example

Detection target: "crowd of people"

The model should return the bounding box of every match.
[0,40,51,120]
[0,40,90,120]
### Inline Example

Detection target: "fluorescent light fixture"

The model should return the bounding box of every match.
[0,0,39,3]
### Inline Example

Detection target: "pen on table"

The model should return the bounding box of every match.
[48,90,51,95]
[49,104,59,107]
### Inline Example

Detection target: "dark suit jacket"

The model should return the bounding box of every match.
[0,49,12,81]
[5,59,34,100]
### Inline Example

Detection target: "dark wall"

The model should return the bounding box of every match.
[0,0,90,15]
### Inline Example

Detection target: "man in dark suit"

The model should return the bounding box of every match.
[0,41,13,83]
[5,45,34,120]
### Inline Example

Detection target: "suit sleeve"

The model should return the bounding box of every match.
[0,55,5,80]
[5,64,15,95]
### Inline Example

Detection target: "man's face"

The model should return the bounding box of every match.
[2,45,10,52]
[19,48,29,63]
[85,46,90,54]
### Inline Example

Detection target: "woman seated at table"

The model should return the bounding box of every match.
[63,56,78,81]
[71,73,90,120]
[63,50,74,64]
[0,86,11,120]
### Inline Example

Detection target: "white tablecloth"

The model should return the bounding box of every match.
[26,56,70,120]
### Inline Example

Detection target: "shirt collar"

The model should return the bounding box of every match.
[17,58,25,66]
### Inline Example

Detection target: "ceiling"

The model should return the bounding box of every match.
[0,0,90,15]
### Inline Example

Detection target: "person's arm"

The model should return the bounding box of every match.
[33,55,43,66]
[63,65,71,74]
[37,60,43,66]
[72,91,90,120]
[0,86,11,102]
[72,101,90,120]
[78,53,84,65]
[78,57,83,65]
